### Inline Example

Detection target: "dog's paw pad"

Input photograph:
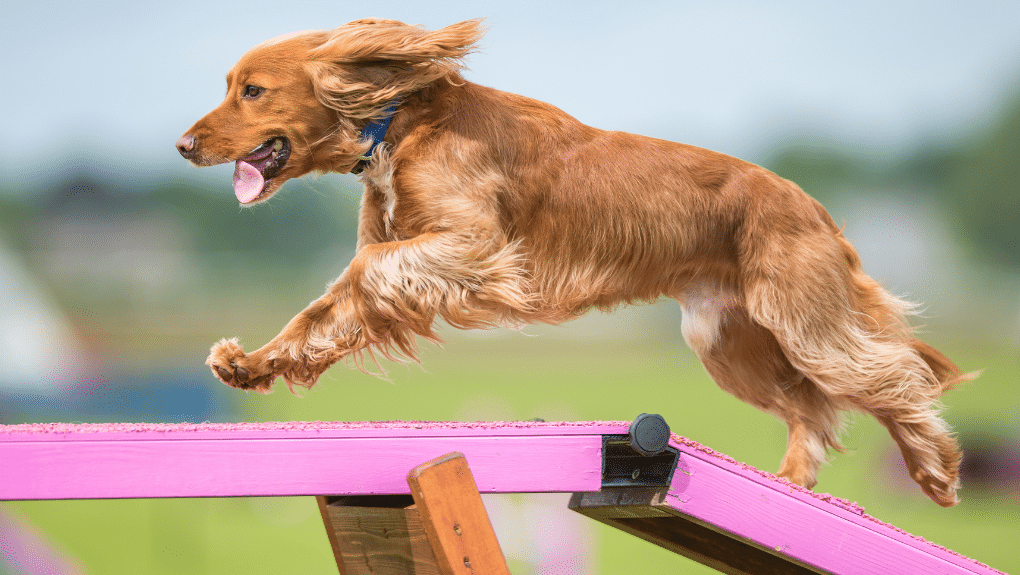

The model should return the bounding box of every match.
[214,365,234,382]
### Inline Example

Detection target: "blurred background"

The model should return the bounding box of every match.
[2,1,1018,573]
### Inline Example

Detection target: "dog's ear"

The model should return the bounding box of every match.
[319,18,485,65]
[306,19,485,119]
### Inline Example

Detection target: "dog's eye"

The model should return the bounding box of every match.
[242,85,264,99]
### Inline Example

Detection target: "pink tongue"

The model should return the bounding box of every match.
[232,161,264,203]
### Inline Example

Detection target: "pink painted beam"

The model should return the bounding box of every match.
[573,433,1004,575]
[666,435,1004,574]
[3,420,1002,574]
[0,421,622,500]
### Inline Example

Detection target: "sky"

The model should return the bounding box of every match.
[3,0,1020,181]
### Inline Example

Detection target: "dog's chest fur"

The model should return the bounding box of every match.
[678,281,741,355]
[359,150,401,241]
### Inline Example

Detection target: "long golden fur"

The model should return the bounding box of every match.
[177,19,974,506]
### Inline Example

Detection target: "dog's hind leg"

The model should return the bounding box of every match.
[680,294,844,489]
[773,374,847,489]
[740,217,962,506]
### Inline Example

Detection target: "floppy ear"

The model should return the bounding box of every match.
[306,19,486,119]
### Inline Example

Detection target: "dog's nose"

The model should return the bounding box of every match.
[176,135,197,159]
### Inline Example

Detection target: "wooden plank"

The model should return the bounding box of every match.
[407,452,510,575]
[0,434,602,500]
[570,489,824,575]
[318,496,439,575]
[609,516,822,575]
[317,496,348,574]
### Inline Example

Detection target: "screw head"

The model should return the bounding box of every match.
[629,413,670,456]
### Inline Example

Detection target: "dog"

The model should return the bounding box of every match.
[176,18,974,506]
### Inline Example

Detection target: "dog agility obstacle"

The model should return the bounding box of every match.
[0,417,1004,574]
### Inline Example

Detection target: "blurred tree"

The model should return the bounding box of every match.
[765,143,878,206]
[766,89,1020,271]
[945,95,1020,267]
[0,195,31,250]
[147,176,361,266]
[3,167,364,268]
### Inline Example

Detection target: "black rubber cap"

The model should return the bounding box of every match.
[628,413,671,456]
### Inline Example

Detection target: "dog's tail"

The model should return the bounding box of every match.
[909,338,979,393]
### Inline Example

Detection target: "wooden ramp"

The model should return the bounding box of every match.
[0,418,1005,574]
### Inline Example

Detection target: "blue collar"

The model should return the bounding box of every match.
[352,100,399,174]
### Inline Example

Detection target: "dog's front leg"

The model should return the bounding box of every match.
[206,231,532,392]
[205,274,364,391]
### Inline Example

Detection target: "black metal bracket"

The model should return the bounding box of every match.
[601,414,680,488]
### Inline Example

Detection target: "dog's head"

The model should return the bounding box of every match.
[176,18,484,204]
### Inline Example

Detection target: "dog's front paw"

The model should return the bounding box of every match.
[206,338,280,392]
[913,469,960,508]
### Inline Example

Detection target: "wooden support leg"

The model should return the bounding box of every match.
[317,452,510,575]
[407,452,511,575]
[317,495,440,574]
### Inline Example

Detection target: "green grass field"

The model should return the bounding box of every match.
[8,331,1018,574]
